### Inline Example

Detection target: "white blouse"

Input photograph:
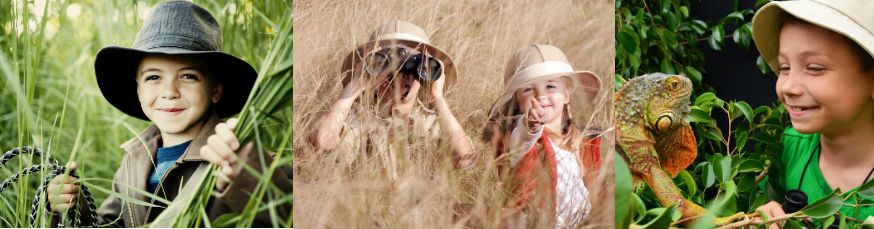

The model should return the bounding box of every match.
[552,142,591,228]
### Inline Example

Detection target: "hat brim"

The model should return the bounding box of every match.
[95,46,257,120]
[341,39,457,89]
[752,1,874,72]
[487,70,602,121]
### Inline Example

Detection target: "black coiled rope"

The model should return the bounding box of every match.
[0,146,99,227]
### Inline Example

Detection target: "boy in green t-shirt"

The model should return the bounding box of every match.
[750,0,874,227]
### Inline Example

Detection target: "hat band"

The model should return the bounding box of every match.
[377,33,429,44]
[508,61,575,88]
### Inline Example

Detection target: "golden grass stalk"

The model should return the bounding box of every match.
[294,0,614,228]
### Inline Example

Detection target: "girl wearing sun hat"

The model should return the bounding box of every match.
[751,0,874,227]
[482,44,603,228]
[309,20,473,179]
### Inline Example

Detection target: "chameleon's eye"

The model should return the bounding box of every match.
[666,77,680,90]
[656,115,673,131]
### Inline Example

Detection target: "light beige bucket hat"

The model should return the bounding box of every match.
[752,0,874,72]
[487,44,602,121]
[342,20,457,88]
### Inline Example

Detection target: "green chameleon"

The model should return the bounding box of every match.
[615,73,747,225]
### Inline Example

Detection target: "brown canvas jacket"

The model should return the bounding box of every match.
[56,113,292,227]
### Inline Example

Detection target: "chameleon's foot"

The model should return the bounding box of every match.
[712,212,750,226]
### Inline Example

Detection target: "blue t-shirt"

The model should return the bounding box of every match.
[148,140,192,193]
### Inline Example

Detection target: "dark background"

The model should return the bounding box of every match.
[692,1,778,108]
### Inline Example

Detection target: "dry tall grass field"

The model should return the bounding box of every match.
[293,0,615,228]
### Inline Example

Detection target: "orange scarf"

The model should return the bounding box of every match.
[509,133,601,210]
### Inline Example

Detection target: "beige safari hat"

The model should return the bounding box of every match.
[342,20,456,88]
[752,0,874,72]
[487,44,601,121]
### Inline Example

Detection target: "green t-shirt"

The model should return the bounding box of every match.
[777,127,874,223]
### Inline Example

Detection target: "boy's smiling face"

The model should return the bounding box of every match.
[777,22,874,134]
[137,54,222,140]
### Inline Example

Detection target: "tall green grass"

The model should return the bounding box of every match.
[0,0,292,227]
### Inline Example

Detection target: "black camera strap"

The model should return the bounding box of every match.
[799,143,874,190]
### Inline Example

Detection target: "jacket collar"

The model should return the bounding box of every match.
[120,112,221,161]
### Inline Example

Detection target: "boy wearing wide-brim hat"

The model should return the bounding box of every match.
[483,44,602,228]
[308,20,473,174]
[751,0,874,227]
[46,1,292,227]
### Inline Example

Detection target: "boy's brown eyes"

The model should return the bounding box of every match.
[142,74,199,81]
[181,74,199,79]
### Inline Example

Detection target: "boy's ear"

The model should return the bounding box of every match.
[212,83,223,103]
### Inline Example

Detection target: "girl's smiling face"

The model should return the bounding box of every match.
[777,21,874,134]
[515,78,571,130]
[137,54,222,137]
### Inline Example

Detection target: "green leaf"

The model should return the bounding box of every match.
[823,215,836,229]
[799,188,843,218]
[666,12,679,31]
[737,175,756,192]
[725,12,744,23]
[642,205,678,229]
[712,154,732,183]
[688,107,713,124]
[709,25,725,51]
[756,55,771,74]
[857,178,874,199]
[691,20,707,34]
[618,28,639,53]
[702,127,724,142]
[615,156,634,229]
[631,193,647,223]
[735,131,749,152]
[659,58,675,74]
[677,170,697,196]
[701,162,716,189]
[659,28,679,49]
[783,219,803,229]
[737,159,764,173]
[693,92,724,109]
[732,101,755,123]
[684,66,702,84]
[861,216,874,229]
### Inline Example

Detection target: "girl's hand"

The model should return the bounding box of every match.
[201,118,245,191]
[48,162,80,213]
[525,98,544,133]
[754,201,786,229]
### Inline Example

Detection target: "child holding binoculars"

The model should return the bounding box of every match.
[308,20,474,179]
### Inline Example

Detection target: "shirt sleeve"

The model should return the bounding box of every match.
[508,115,543,168]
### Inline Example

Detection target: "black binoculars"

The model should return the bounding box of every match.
[783,190,840,228]
[365,47,443,82]
[782,189,808,214]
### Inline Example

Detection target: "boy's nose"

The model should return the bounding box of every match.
[159,81,181,99]
[779,71,803,97]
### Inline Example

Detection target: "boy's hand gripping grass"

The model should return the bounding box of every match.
[0,147,98,227]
